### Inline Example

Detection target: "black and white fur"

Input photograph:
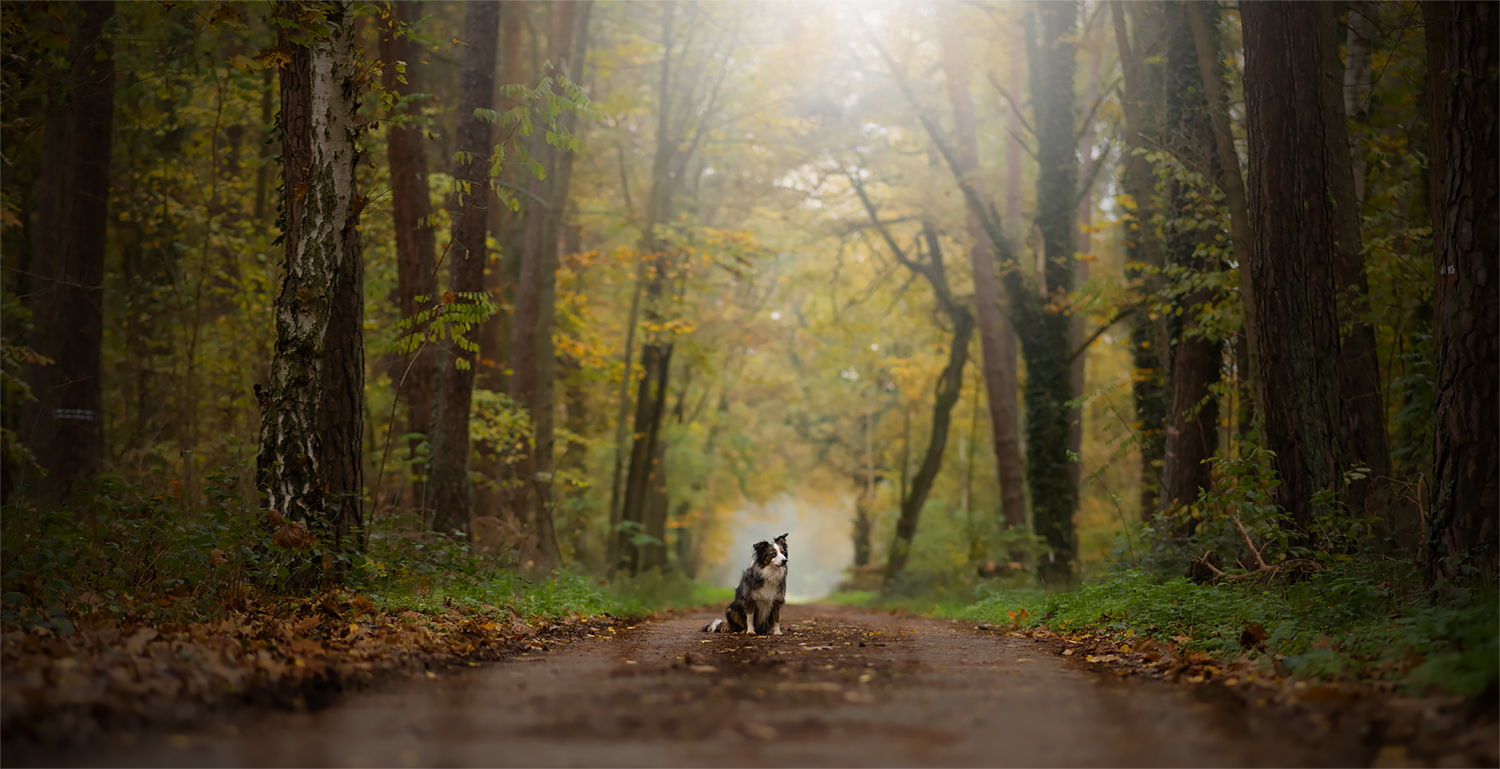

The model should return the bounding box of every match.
[703,534,788,635]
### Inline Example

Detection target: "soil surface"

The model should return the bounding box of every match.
[13,604,1383,767]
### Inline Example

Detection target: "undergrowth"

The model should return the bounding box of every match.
[949,566,1497,697]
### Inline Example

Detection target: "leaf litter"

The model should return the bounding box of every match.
[1,592,623,749]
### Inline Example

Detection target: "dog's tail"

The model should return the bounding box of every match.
[702,618,724,633]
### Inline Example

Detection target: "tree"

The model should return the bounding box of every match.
[24,1,115,507]
[615,1,736,574]
[427,0,499,537]
[1240,0,1352,533]
[1021,1,1082,581]
[510,0,593,571]
[1422,0,1498,583]
[1158,0,1223,527]
[1186,0,1260,423]
[378,0,439,512]
[1111,0,1169,516]
[257,0,366,573]
[938,6,1026,542]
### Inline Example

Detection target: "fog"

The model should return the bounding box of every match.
[702,491,856,603]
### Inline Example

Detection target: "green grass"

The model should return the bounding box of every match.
[366,568,738,623]
[934,566,1498,697]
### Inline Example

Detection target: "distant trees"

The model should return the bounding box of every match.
[24,1,115,507]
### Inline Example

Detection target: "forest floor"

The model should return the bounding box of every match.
[7,603,1496,768]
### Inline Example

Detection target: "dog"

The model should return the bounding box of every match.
[703,533,789,635]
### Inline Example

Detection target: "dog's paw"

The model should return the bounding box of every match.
[745,626,757,636]
[772,624,782,635]
[703,619,724,633]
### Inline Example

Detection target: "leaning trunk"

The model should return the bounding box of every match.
[939,6,1026,540]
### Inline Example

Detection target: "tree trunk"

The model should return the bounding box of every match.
[1329,1,1395,533]
[257,1,364,575]
[1241,1,1351,534]
[26,1,114,508]
[882,226,974,590]
[1159,1,1223,529]
[1186,0,1261,424]
[939,7,1026,541]
[1111,0,1169,517]
[379,0,438,512]
[429,0,500,537]
[1024,1,1081,583]
[510,1,589,572]
[1422,0,1499,583]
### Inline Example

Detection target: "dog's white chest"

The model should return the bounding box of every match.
[749,564,786,603]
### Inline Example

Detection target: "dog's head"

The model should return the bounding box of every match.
[753,533,789,568]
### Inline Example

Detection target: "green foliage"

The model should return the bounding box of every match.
[950,567,1497,697]
[0,466,296,633]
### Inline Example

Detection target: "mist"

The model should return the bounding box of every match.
[702,491,856,602]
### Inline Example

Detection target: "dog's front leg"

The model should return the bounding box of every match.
[745,607,758,635]
[769,601,783,635]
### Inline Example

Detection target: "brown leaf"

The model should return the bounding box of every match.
[1240,622,1267,649]
[266,509,286,527]
[350,595,374,617]
[209,548,228,567]
[272,521,311,550]
[124,628,158,655]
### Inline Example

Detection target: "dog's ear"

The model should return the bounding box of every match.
[776,533,789,542]
[752,540,770,553]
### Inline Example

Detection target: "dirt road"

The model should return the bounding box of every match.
[24,604,1371,767]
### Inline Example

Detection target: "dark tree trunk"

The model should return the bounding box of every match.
[1159,1,1223,529]
[1422,0,1499,583]
[1111,0,1169,518]
[26,1,114,508]
[257,1,364,578]
[1241,1,1352,534]
[429,1,500,537]
[939,7,1027,541]
[1186,0,1261,424]
[1023,1,1081,583]
[881,226,974,590]
[379,0,438,512]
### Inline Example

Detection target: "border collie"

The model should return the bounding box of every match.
[703,534,789,635]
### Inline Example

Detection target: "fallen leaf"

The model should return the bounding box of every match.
[125,628,158,655]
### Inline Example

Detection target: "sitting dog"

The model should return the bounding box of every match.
[703,533,789,635]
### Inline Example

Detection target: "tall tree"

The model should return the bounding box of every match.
[1021,1,1082,581]
[24,1,115,507]
[511,0,592,570]
[257,0,366,570]
[428,0,500,537]
[1186,0,1260,423]
[616,1,734,574]
[868,1,1081,582]
[1240,0,1352,533]
[938,7,1026,541]
[1111,1,1169,517]
[1422,0,1498,583]
[1330,0,1395,532]
[1158,0,1223,528]
[378,0,438,512]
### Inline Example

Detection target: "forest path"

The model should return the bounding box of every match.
[40,604,1367,767]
